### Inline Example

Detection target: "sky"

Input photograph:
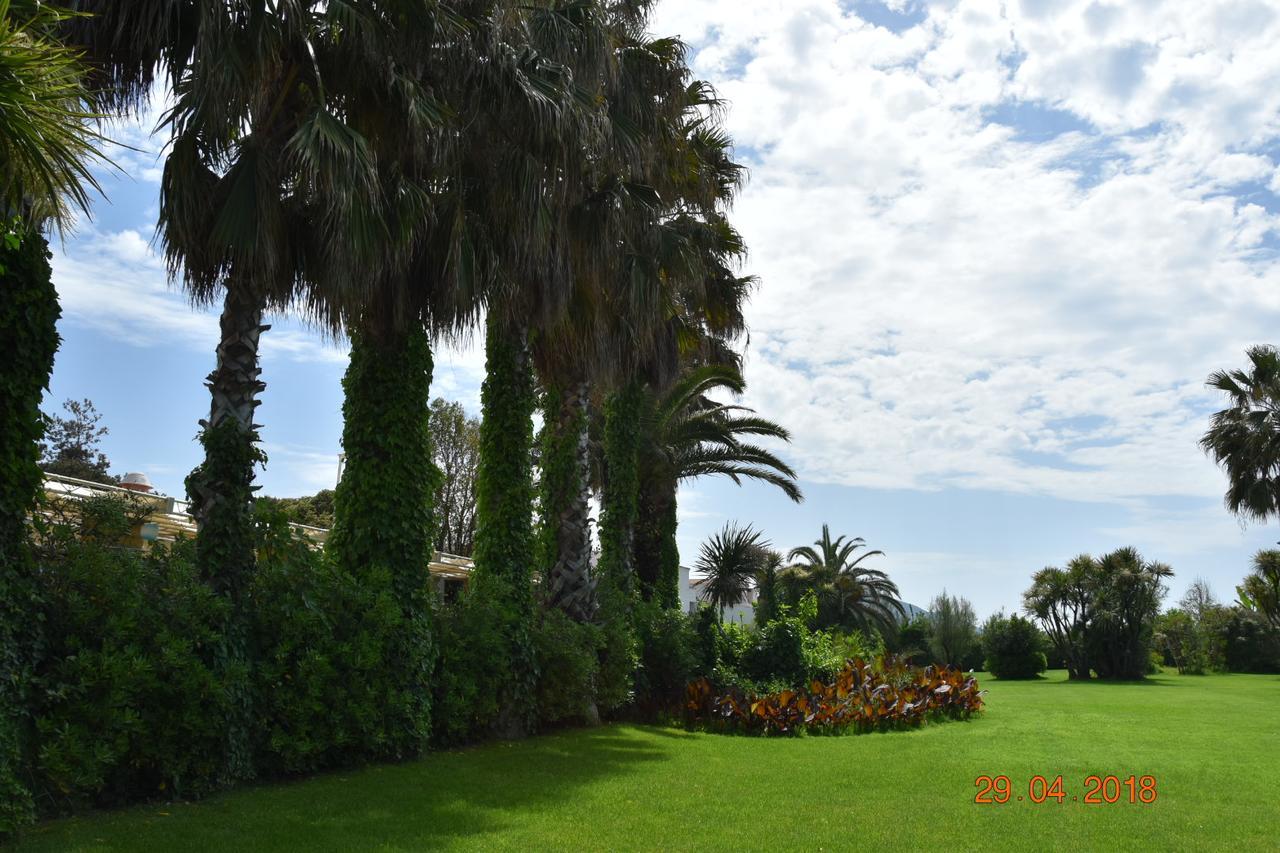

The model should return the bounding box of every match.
[44,0,1280,619]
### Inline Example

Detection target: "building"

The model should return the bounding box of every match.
[38,472,474,593]
[679,564,757,625]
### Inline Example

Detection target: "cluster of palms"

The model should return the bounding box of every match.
[695,522,904,633]
[1,0,806,780]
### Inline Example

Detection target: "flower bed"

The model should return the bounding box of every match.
[684,658,984,735]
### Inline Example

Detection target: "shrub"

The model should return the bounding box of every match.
[746,617,807,686]
[430,595,505,747]
[691,604,719,673]
[532,608,601,727]
[31,538,231,811]
[633,602,699,716]
[250,513,421,774]
[981,613,1047,679]
[712,620,754,686]
[685,659,984,736]
[1220,609,1280,673]
[887,614,933,666]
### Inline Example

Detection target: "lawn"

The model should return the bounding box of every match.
[16,671,1279,852]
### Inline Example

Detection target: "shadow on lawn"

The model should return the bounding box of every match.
[1058,677,1175,686]
[23,726,688,852]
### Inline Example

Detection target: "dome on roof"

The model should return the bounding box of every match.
[120,472,154,492]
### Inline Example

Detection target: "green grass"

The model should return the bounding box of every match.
[16,671,1279,852]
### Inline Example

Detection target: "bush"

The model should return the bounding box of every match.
[746,617,807,686]
[431,595,505,747]
[1220,609,1280,673]
[711,620,754,686]
[633,602,698,716]
[981,614,1047,680]
[26,501,449,815]
[887,614,933,666]
[532,608,601,727]
[251,513,421,774]
[31,538,231,811]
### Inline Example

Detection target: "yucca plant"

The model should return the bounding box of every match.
[694,523,769,620]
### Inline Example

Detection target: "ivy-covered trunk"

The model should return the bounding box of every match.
[657,490,680,610]
[539,379,596,623]
[0,226,59,836]
[328,320,439,756]
[595,382,643,710]
[184,281,268,785]
[471,313,538,737]
[597,382,642,595]
[635,473,681,609]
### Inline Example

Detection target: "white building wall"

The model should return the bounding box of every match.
[680,565,756,626]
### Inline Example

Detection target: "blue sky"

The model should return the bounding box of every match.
[46,0,1280,619]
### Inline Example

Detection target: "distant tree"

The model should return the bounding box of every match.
[695,523,768,620]
[258,490,336,529]
[39,398,115,485]
[1176,578,1229,672]
[430,398,479,556]
[1087,548,1172,680]
[1238,550,1280,630]
[981,612,1047,679]
[1180,578,1217,623]
[1200,346,1280,523]
[783,524,903,634]
[1220,608,1280,673]
[927,591,977,668]
[886,613,933,666]
[1023,556,1096,680]
[1156,609,1200,674]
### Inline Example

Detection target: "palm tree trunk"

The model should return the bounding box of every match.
[184,279,268,785]
[472,312,537,737]
[328,318,438,755]
[540,379,596,623]
[0,226,59,833]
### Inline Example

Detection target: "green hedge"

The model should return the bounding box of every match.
[1,225,61,836]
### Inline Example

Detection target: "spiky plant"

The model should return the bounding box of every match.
[695,523,769,620]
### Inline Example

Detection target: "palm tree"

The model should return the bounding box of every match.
[753,549,785,625]
[74,0,471,770]
[635,364,802,607]
[1023,556,1096,680]
[595,76,755,614]
[695,523,768,620]
[1238,550,1280,630]
[1,0,105,831]
[533,24,698,625]
[783,524,903,633]
[1200,345,1280,523]
[1089,547,1173,679]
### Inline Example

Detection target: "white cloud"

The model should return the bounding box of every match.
[647,0,1280,517]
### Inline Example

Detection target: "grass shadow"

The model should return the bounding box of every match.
[20,725,680,852]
